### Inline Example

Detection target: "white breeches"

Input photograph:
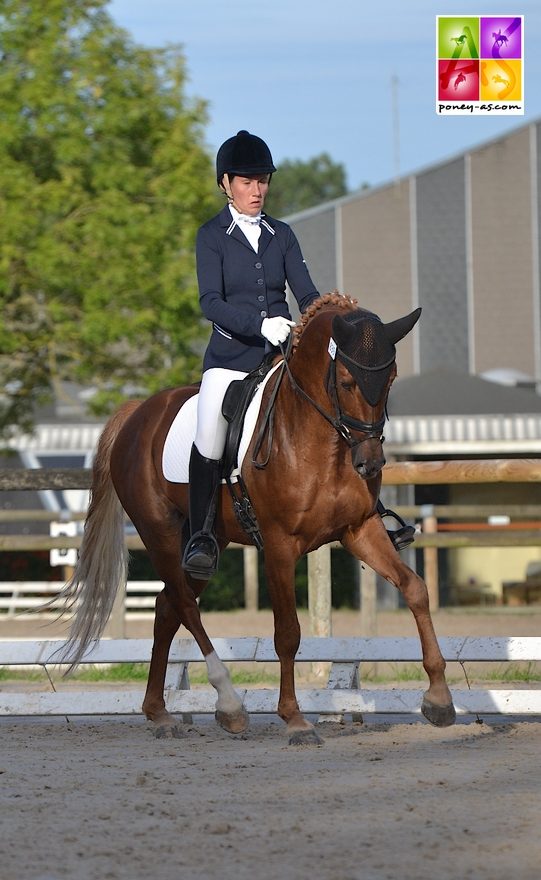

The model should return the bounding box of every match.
[194,367,248,460]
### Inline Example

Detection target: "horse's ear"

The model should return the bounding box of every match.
[384,307,422,345]
[331,314,357,348]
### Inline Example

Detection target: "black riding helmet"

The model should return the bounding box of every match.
[216,130,276,183]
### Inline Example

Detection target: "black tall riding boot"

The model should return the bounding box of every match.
[182,444,222,580]
[377,500,416,552]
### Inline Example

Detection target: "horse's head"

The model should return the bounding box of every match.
[328,304,421,479]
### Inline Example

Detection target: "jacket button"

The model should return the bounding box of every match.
[260,310,267,317]
[257,278,264,285]
[255,262,262,269]
[257,295,265,302]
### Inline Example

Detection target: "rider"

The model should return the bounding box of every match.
[182,130,321,579]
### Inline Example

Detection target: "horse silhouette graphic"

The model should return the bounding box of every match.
[492,29,509,49]
[493,73,510,89]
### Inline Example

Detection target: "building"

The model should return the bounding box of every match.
[287,117,541,384]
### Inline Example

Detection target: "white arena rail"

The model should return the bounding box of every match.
[1,636,541,719]
[0,581,162,617]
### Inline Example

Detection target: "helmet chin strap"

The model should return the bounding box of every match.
[219,176,234,202]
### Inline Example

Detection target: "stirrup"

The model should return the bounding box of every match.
[378,506,416,552]
[182,531,220,580]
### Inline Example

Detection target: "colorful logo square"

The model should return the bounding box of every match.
[480,17,522,59]
[480,58,522,101]
[438,17,480,59]
[438,59,479,101]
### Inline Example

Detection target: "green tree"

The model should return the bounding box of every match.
[0,0,220,440]
[264,152,348,218]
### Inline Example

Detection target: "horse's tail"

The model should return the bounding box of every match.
[55,400,141,672]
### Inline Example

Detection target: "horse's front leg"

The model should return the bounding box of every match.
[342,516,456,727]
[264,544,324,746]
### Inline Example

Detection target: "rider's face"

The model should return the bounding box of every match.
[222,174,270,215]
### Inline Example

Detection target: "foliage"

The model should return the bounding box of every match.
[264,152,348,218]
[0,550,52,580]
[0,0,221,440]
[199,548,356,611]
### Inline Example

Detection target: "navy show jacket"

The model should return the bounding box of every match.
[196,205,320,372]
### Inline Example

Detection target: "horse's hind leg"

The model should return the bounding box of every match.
[141,541,248,737]
[142,588,184,737]
[343,517,456,727]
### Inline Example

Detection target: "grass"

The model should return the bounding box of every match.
[366,661,541,684]
[1,662,540,685]
[0,663,280,686]
[367,663,426,683]
[482,662,541,682]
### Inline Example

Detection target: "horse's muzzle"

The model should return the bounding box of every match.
[352,438,386,480]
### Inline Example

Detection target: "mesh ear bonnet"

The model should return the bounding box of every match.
[331,312,396,406]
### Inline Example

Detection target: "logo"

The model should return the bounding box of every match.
[436,16,524,115]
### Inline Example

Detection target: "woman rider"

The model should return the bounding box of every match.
[182,130,320,579]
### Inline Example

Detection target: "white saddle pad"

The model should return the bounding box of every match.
[162,361,283,483]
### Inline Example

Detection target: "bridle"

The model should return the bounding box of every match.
[251,333,392,467]
[324,355,389,446]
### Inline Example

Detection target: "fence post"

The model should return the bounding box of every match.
[308,545,332,679]
[421,505,439,611]
[360,564,377,637]
[107,584,126,639]
[243,547,259,611]
[308,545,332,637]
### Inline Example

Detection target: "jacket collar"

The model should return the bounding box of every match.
[219,205,276,256]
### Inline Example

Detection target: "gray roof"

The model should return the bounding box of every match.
[388,369,541,416]
[385,370,541,455]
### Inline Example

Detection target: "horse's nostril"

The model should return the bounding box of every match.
[355,458,385,480]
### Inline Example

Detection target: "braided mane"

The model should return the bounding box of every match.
[292,291,358,351]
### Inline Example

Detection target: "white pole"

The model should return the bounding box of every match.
[307,545,332,678]
[391,74,400,184]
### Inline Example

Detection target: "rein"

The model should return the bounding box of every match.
[251,334,388,469]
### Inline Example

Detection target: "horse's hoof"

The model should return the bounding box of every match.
[154,723,185,739]
[215,707,250,734]
[288,727,325,746]
[421,697,457,727]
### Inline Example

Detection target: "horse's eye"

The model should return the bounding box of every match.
[340,380,355,391]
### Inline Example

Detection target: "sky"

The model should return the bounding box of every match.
[107,0,541,192]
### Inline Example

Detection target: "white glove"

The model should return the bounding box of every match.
[261,316,296,346]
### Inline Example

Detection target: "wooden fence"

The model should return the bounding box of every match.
[1,460,540,632]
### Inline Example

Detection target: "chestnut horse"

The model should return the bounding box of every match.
[58,293,455,743]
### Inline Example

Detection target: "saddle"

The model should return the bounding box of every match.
[220,353,280,549]
[221,353,279,476]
